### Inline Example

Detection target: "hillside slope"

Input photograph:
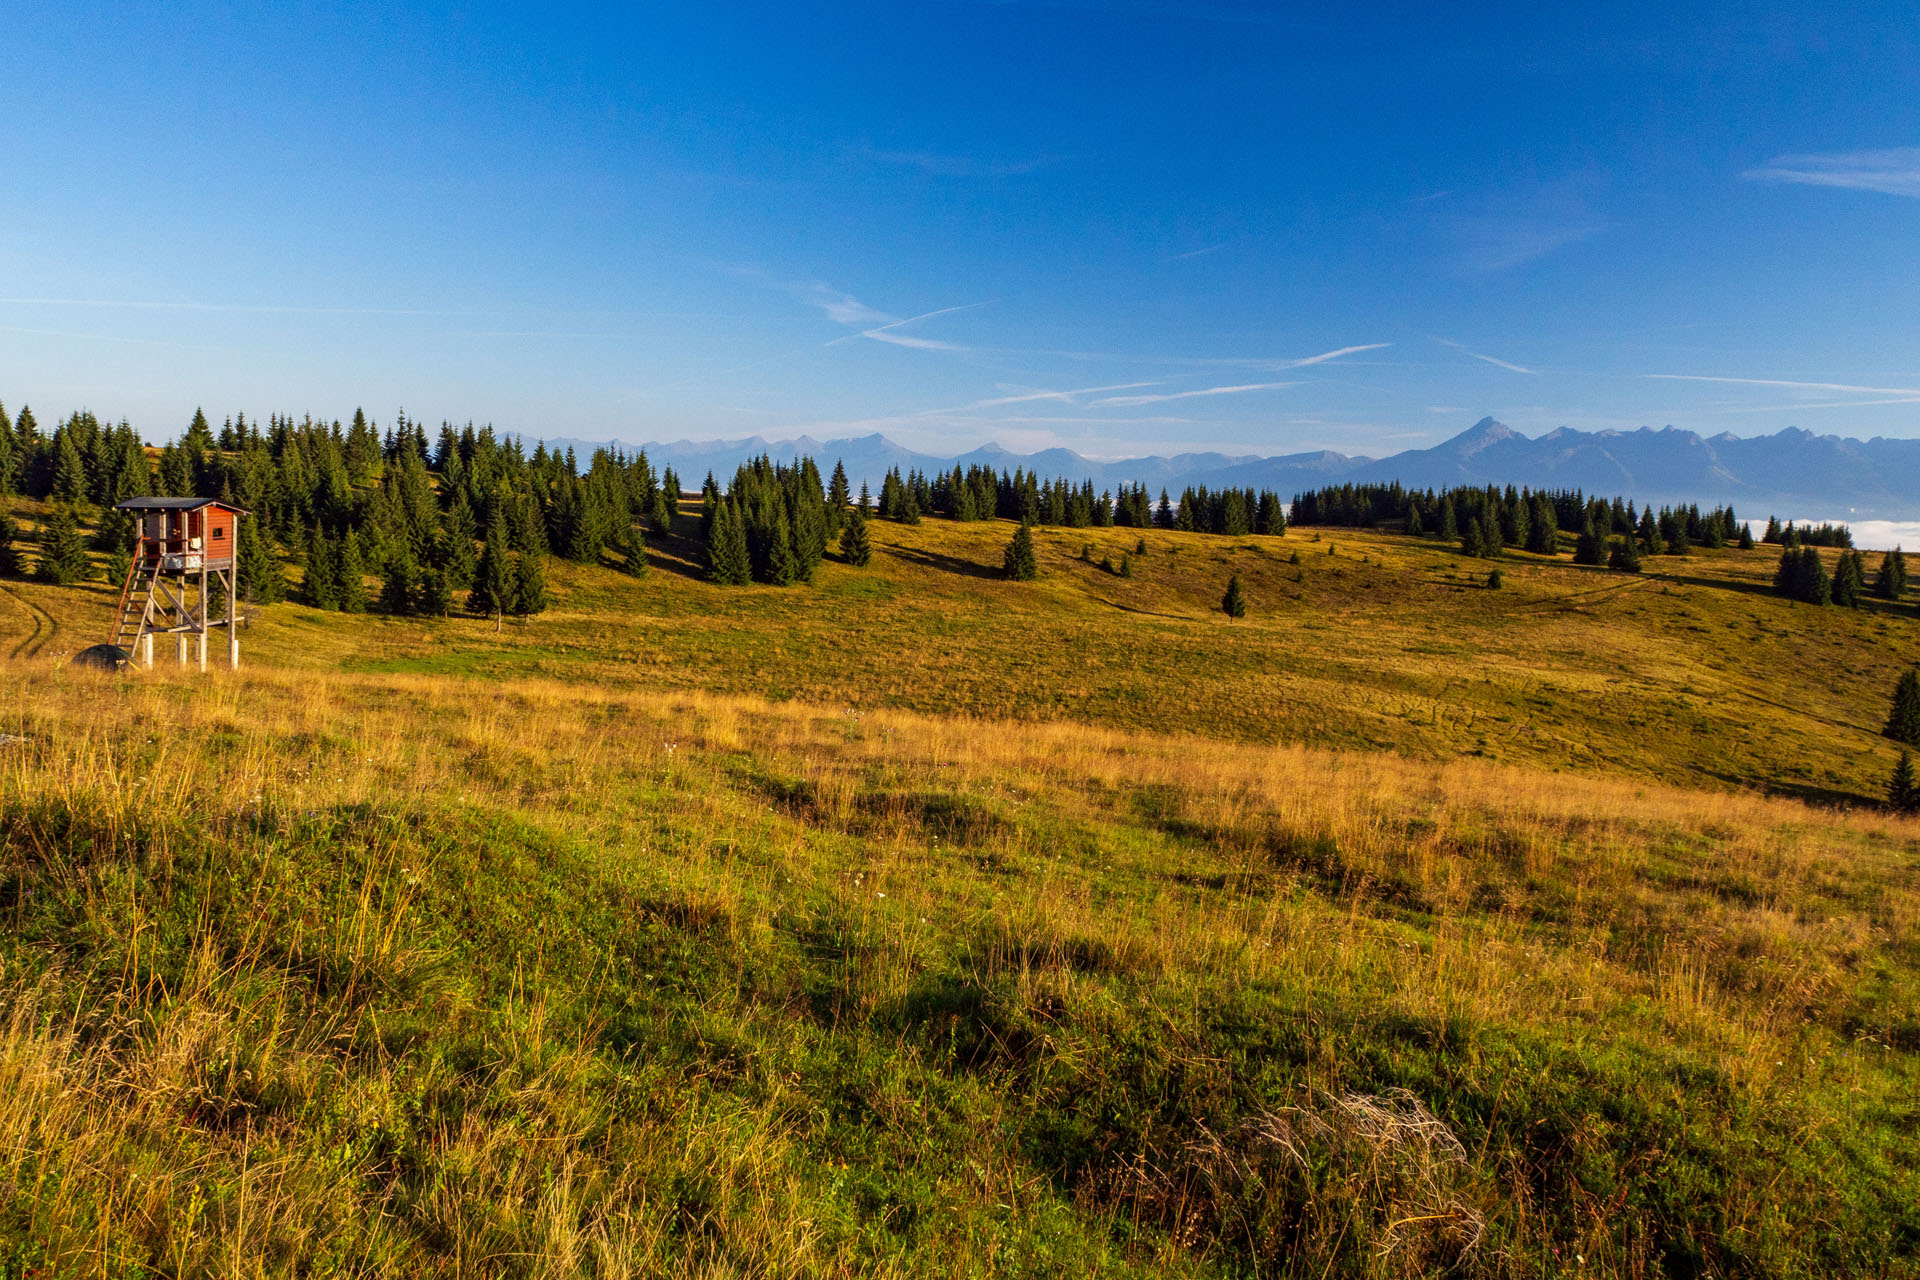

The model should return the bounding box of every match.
[2,511,1918,1275]
[7,508,1914,803]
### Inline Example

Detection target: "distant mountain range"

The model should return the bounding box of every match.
[529,418,1920,520]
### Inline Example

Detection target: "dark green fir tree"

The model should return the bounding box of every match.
[1573,520,1606,566]
[510,550,548,616]
[380,550,418,616]
[1003,521,1038,581]
[1890,751,1918,814]
[1874,546,1908,600]
[706,498,752,585]
[35,504,90,585]
[336,532,369,613]
[1886,669,1920,747]
[468,511,512,618]
[1832,550,1866,608]
[0,511,24,577]
[235,517,283,604]
[839,506,872,566]
[417,568,453,617]
[304,528,341,610]
[1221,573,1247,617]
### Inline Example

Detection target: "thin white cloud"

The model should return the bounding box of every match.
[1743,148,1920,199]
[1164,242,1229,262]
[1712,396,1920,413]
[858,330,962,351]
[964,381,1161,409]
[1286,342,1390,368]
[805,285,891,328]
[1645,373,1920,396]
[841,302,985,352]
[1181,342,1390,372]
[1096,381,1301,407]
[1436,338,1535,375]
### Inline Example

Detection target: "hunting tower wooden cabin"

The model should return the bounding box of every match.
[110,497,248,670]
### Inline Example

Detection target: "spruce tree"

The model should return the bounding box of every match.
[35,504,90,585]
[304,529,341,610]
[1119,553,1134,578]
[1890,751,1918,814]
[839,507,872,566]
[104,546,132,589]
[1885,669,1920,747]
[1638,510,1665,556]
[510,550,548,615]
[1794,547,1832,605]
[0,513,20,577]
[50,432,88,509]
[1609,535,1641,573]
[1486,568,1503,589]
[1573,520,1605,566]
[706,498,752,585]
[92,507,133,554]
[1832,550,1866,608]
[1737,523,1756,550]
[235,517,282,604]
[468,511,512,618]
[620,524,649,577]
[766,504,799,585]
[1221,573,1247,617]
[1773,547,1796,595]
[1874,547,1908,600]
[1437,496,1458,543]
[1461,517,1483,558]
[336,532,369,613]
[417,568,453,617]
[380,550,418,615]
[1003,521,1038,581]
[828,460,850,515]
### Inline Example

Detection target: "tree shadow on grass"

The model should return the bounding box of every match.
[1661,571,1919,618]
[1704,769,1873,812]
[1092,596,1198,622]
[640,527,714,583]
[883,546,1003,581]
[1654,572,1779,601]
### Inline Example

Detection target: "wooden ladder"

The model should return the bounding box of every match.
[110,558,158,653]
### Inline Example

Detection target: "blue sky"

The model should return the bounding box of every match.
[4,1,1920,457]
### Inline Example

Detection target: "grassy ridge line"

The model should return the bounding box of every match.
[0,667,1915,1275]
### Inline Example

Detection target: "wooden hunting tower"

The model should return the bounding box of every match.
[110,498,249,671]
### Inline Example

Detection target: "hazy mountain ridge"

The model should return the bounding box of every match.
[527,419,1920,519]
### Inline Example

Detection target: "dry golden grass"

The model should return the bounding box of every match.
[1,660,1915,1275]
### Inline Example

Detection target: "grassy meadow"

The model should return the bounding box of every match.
[0,507,1917,1276]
